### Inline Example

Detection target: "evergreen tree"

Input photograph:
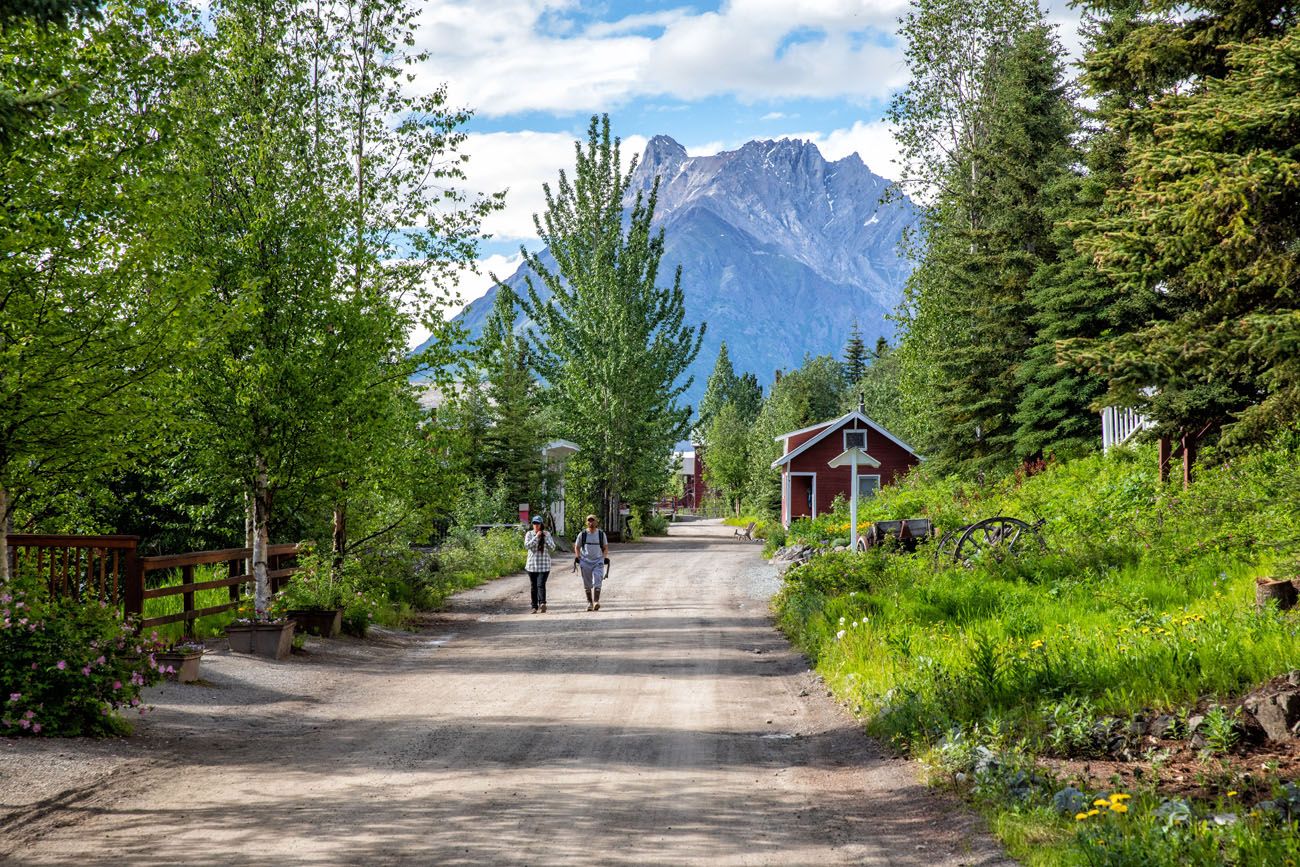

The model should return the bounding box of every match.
[1072,21,1300,448]
[704,402,750,516]
[842,321,868,384]
[1059,0,1297,450]
[895,14,1075,475]
[518,115,704,533]
[696,342,739,437]
[478,286,546,514]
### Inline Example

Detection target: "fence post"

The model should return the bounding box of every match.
[123,540,143,620]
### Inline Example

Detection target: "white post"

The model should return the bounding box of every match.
[849,451,859,551]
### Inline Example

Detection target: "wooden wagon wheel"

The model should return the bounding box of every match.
[953,516,1044,567]
[934,529,962,566]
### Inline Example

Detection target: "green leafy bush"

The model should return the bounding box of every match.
[1,576,165,736]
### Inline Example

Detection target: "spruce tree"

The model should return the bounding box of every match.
[1072,20,1300,448]
[697,342,739,437]
[895,16,1075,475]
[478,285,545,514]
[842,321,868,384]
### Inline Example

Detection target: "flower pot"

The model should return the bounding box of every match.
[252,621,295,660]
[156,651,203,683]
[225,622,256,654]
[287,608,343,638]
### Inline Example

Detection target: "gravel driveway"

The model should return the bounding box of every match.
[0,519,1010,866]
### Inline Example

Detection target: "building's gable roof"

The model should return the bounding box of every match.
[770,410,919,469]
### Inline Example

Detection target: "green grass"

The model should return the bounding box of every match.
[141,564,240,644]
[774,441,1300,862]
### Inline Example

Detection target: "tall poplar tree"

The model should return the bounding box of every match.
[518,115,704,533]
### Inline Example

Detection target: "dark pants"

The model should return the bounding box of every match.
[528,571,549,608]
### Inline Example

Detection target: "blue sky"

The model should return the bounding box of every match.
[408,0,1082,339]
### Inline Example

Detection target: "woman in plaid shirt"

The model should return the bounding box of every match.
[524,515,556,613]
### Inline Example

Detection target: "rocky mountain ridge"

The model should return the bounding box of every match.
[440,134,919,412]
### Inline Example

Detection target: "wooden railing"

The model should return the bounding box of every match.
[139,543,299,631]
[7,534,141,610]
[5,535,299,633]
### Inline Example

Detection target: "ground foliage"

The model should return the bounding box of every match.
[775,439,1300,862]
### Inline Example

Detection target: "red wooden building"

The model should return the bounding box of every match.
[771,408,921,527]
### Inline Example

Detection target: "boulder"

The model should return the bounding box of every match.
[1243,689,1300,742]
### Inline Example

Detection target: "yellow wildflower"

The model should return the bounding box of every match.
[1075,812,1088,821]
[1093,799,1109,807]
[1111,794,1131,802]
[1228,791,1238,797]
[1109,803,1128,814]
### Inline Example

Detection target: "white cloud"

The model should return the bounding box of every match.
[461,129,647,242]
[685,140,725,157]
[406,252,525,350]
[760,111,786,121]
[784,119,904,183]
[415,0,911,116]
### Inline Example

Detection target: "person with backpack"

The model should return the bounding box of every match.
[573,514,609,611]
[524,515,555,613]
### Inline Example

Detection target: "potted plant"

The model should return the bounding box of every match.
[225,603,295,659]
[278,542,347,638]
[155,641,205,683]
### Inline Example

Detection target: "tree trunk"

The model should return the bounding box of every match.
[332,493,347,570]
[0,486,10,583]
[252,461,272,617]
[1256,578,1297,612]
[602,487,620,542]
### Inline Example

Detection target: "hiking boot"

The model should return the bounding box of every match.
[593,601,600,611]
[539,603,547,613]
[586,603,594,611]
[594,589,601,611]
[531,607,538,613]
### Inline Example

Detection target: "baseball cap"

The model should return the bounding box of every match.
[530,516,543,525]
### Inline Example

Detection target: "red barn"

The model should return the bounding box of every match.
[772,408,921,527]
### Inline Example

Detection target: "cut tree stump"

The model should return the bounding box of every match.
[1256,578,1298,612]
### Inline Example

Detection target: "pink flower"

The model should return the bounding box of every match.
[112,681,122,690]
[31,723,41,734]
[19,719,29,729]
[82,666,92,676]
[96,655,105,665]
[24,710,35,719]
[7,693,20,702]
[56,660,66,670]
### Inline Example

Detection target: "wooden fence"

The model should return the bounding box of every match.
[5,535,299,633]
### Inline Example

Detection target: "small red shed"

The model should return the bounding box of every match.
[771,408,921,527]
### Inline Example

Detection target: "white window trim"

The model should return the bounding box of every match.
[856,473,881,499]
[842,428,868,450]
[788,471,817,522]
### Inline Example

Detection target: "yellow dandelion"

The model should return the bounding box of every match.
[1111,794,1131,801]
[1109,803,1128,814]
[1093,799,1110,807]
[1031,639,1044,650]
[1087,809,1100,817]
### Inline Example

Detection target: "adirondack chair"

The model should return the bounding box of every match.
[733,521,757,541]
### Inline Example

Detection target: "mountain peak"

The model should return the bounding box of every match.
[641,134,687,169]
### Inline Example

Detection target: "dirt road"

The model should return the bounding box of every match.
[0,519,1008,866]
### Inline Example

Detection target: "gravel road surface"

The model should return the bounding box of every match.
[0,519,1010,866]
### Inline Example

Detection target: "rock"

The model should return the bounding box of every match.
[1242,690,1300,741]
[1187,714,1205,734]
[1148,714,1178,737]
[1288,670,1300,688]
[833,545,847,552]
